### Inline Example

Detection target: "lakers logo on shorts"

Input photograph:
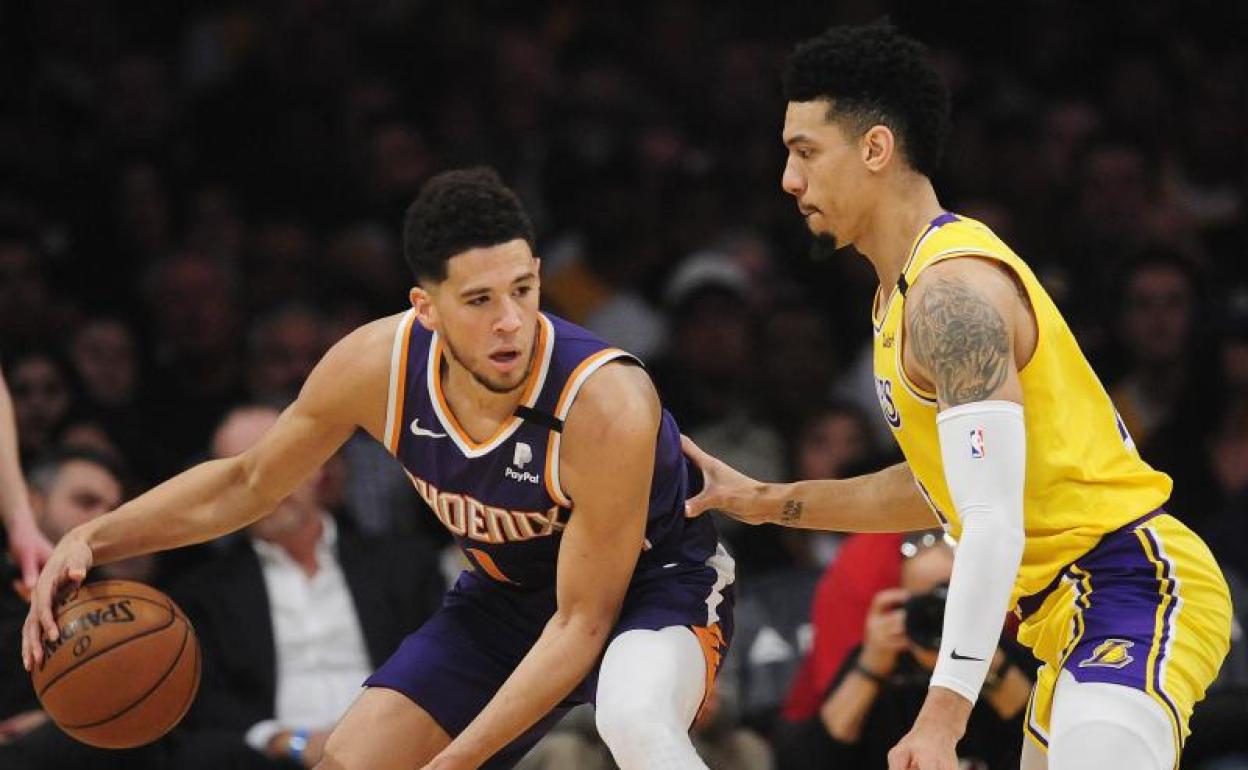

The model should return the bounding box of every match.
[1078,638,1135,669]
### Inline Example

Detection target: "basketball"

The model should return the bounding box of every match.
[29,579,200,749]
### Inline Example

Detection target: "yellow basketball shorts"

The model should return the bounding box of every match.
[1015,511,1232,761]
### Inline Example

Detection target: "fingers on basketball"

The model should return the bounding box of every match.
[29,579,201,749]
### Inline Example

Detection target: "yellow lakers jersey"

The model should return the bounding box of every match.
[871,213,1172,613]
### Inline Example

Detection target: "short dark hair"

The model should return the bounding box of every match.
[27,447,127,496]
[783,21,951,177]
[402,167,535,285]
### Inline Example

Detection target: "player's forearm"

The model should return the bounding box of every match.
[73,457,275,564]
[750,462,937,532]
[437,609,614,766]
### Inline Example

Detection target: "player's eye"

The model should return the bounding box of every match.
[467,295,489,307]
[514,285,532,298]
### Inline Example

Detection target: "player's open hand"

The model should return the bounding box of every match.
[681,435,767,524]
[21,531,93,671]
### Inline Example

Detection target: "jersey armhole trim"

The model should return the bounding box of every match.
[543,349,636,507]
[383,309,418,454]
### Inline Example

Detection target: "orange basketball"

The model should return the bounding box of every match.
[29,579,200,749]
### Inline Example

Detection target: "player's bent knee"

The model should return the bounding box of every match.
[596,709,702,770]
[1049,720,1167,770]
[595,701,676,748]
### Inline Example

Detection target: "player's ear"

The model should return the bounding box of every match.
[862,124,895,172]
[410,285,438,332]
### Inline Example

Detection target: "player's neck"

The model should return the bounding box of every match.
[857,176,944,292]
[443,355,527,425]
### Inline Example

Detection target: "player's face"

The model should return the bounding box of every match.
[416,239,541,394]
[781,100,871,249]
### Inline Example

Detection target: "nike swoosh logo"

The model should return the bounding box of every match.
[410,418,447,439]
[950,649,984,661]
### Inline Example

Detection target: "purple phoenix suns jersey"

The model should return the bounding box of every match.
[381,310,719,590]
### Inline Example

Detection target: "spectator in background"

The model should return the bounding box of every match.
[1202,290,1248,578]
[245,304,329,408]
[0,230,56,350]
[0,448,162,769]
[776,532,1033,770]
[68,314,172,484]
[169,406,444,770]
[5,349,77,466]
[70,316,139,411]
[781,532,904,724]
[243,217,319,315]
[143,254,246,465]
[1110,251,1219,531]
[757,298,839,437]
[322,223,408,317]
[654,251,786,574]
[722,403,881,738]
[1111,251,1201,448]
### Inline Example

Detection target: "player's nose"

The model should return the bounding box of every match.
[781,158,805,197]
[495,298,523,334]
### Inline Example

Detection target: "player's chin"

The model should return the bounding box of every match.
[480,366,528,394]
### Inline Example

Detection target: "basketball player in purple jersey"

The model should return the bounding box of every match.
[23,168,735,770]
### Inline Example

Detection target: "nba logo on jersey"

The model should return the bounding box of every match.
[513,442,533,468]
[969,428,985,459]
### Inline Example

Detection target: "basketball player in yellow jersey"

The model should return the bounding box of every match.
[683,22,1232,770]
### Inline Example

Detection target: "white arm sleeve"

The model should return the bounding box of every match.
[929,400,1026,704]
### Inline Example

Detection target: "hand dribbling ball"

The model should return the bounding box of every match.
[29,579,200,748]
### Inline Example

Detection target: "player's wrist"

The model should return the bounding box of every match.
[758,482,796,525]
[917,687,972,738]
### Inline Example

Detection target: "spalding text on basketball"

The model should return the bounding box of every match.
[40,600,137,668]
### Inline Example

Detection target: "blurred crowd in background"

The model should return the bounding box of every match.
[1,1,1247,768]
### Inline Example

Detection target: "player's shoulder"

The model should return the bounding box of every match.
[565,360,659,439]
[320,313,407,375]
[297,312,408,424]
[908,254,1022,313]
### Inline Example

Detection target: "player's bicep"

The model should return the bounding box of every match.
[905,261,1024,410]
[555,364,659,624]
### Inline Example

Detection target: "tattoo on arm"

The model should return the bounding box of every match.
[907,277,1010,407]
[780,500,803,525]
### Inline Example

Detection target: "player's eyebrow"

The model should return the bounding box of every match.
[784,133,814,148]
[459,272,537,299]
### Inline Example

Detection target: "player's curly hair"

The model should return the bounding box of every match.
[783,21,951,177]
[403,167,535,284]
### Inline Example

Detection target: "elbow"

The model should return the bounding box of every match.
[227,455,278,516]
[551,606,618,647]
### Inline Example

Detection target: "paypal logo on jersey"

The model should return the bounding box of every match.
[505,442,540,484]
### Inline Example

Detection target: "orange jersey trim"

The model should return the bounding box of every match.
[430,316,551,452]
[384,310,419,453]
[542,348,630,508]
[465,547,518,585]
